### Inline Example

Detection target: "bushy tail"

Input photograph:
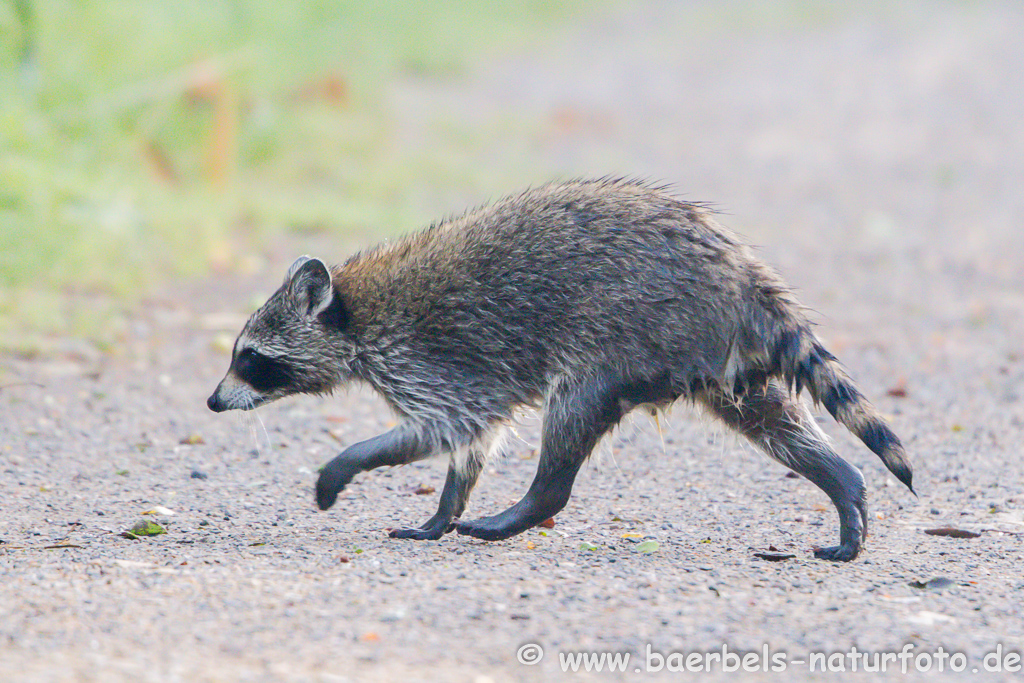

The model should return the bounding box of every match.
[770,327,914,494]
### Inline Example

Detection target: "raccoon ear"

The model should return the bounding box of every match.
[285,255,314,283]
[286,256,334,318]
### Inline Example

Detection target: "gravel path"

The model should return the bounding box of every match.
[3,2,1024,681]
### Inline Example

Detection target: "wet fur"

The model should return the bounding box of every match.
[208,178,912,561]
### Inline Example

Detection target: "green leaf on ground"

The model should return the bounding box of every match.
[636,540,660,554]
[121,519,166,539]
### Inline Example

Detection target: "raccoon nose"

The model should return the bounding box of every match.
[207,393,225,412]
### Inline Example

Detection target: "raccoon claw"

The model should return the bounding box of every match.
[813,542,861,562]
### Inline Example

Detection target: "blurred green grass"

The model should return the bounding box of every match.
[0,0,579,353]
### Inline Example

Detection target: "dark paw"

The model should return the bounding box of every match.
[315,460,359,511]
[454,514,525,541]
[813,543,861,562]
[388,521,452,541]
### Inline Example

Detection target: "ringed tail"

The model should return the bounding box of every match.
[772,327,915,494]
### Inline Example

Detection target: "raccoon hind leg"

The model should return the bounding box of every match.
[700,381,868,561]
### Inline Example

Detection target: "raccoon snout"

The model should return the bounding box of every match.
[207,392,227,413]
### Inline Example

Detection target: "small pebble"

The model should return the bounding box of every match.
[191,470,208,480]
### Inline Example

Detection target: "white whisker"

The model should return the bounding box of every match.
[253,407,272,455]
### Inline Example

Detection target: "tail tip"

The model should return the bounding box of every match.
[894,466,914,496]
[856,419,913,495]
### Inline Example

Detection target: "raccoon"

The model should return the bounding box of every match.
[207,178,912,561]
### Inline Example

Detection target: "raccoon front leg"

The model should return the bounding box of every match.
[701,382,868,562]
[389,455,485,540]
[316,425,435,511]
[456,375,622,541]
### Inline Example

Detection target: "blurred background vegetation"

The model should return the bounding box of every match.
[0,0,581,352]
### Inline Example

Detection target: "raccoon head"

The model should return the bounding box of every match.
[207,256,352,412]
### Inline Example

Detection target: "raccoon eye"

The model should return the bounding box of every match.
[234,348,256,372]
[233,348,293,393]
